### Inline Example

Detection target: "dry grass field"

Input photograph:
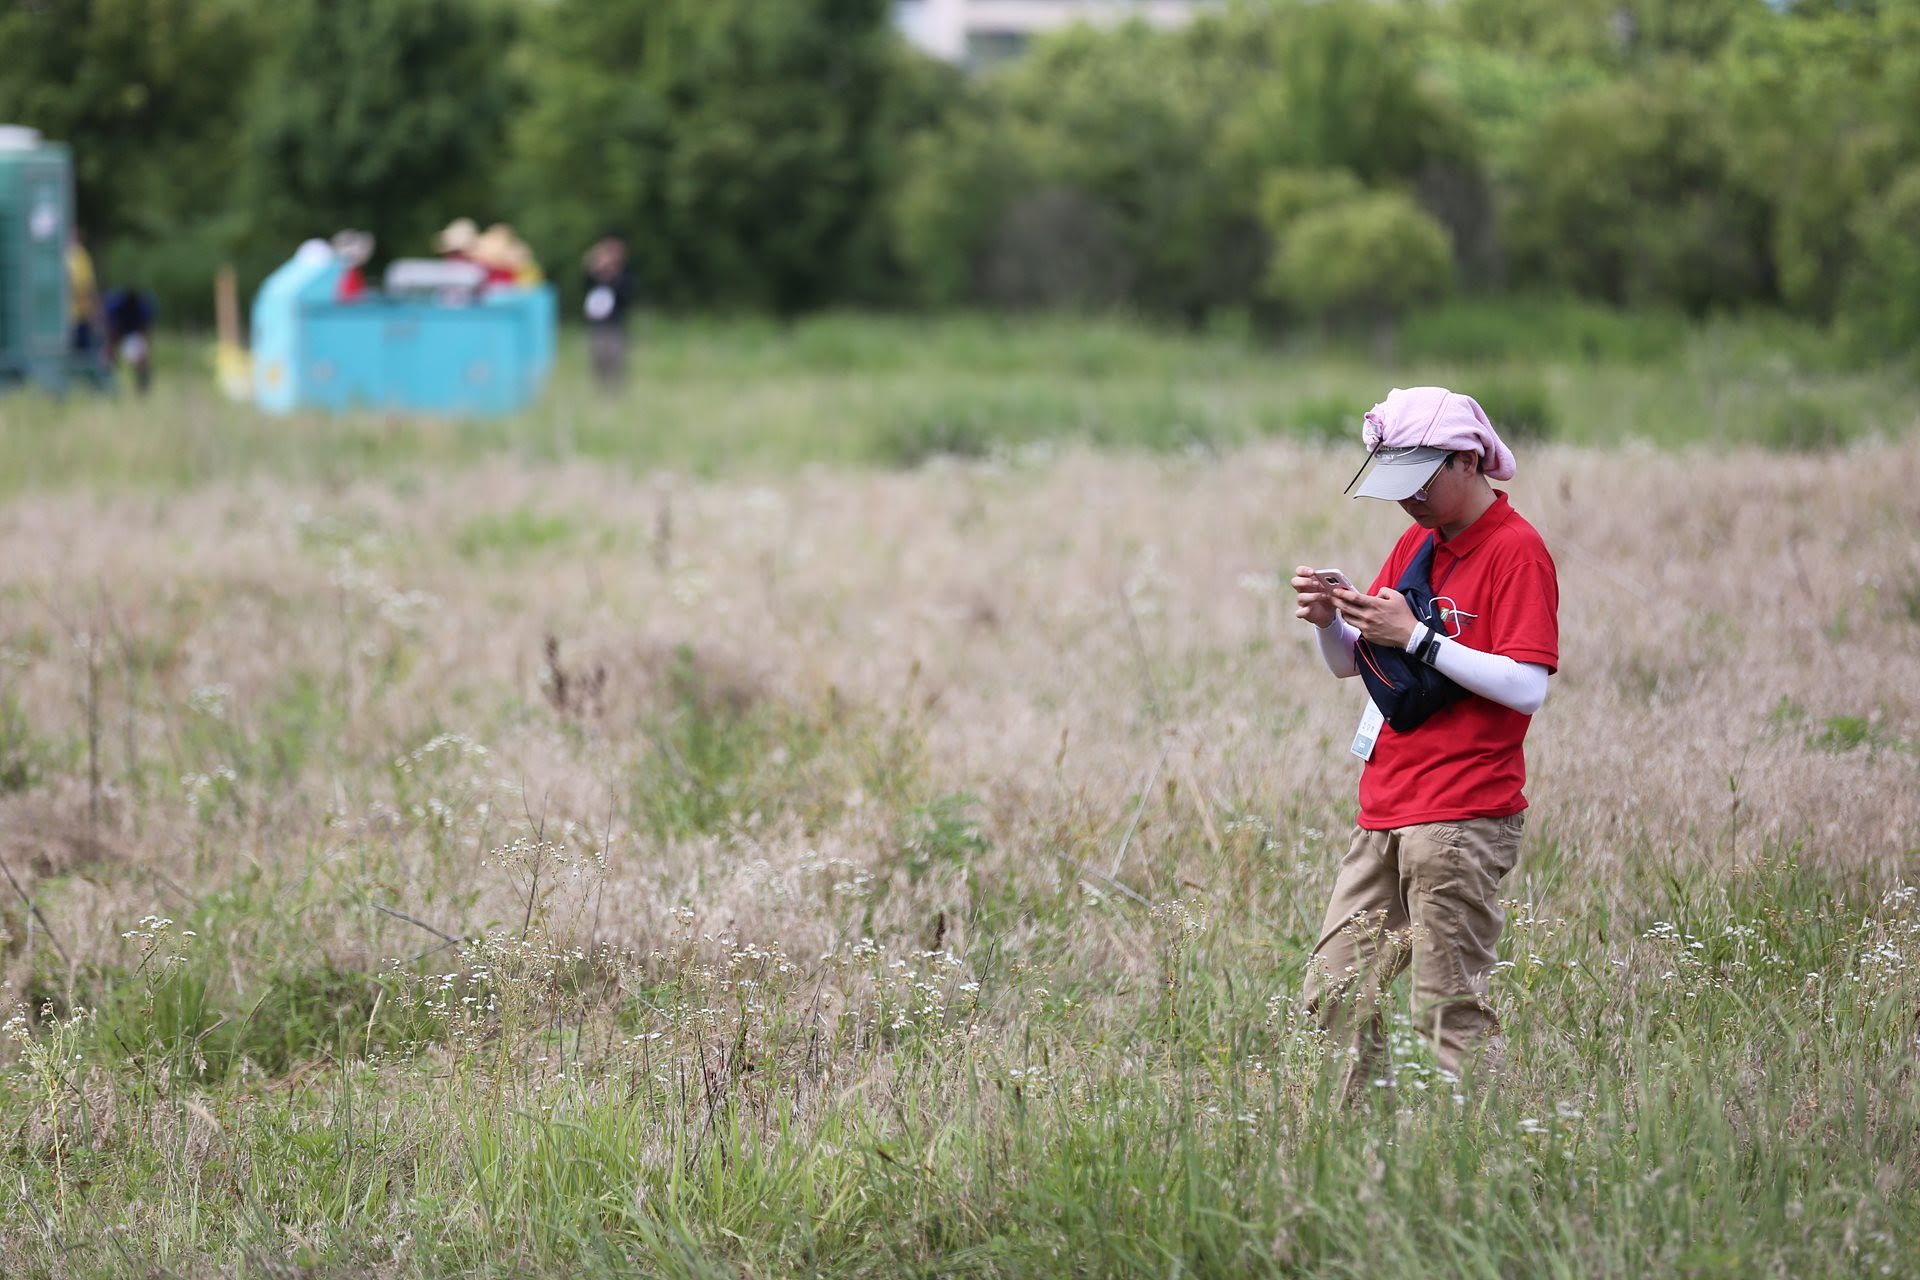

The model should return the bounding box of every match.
[2,320,1918,1276]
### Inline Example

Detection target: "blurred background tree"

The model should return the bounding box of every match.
[1713,3,1920,320]
[0,0,261,320]
[240,0,517,278]
[890,3,1477,321]
[3,0,1919,349]
[1843,166,1920,355]
[507,0,901,312]
[1504,67,1771,313]
[1266,190,1454,333]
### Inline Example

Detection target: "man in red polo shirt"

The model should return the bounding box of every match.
[1289,386,1559,1098]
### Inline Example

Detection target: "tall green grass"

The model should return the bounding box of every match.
[7,850,1915,1276]
[0,306,1911,493]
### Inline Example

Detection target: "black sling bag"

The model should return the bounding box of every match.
[1353,535,1470,734]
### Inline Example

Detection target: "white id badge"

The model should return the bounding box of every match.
[1350,698,1385,762]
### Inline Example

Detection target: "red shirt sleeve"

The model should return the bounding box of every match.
[1484,551,1559,673]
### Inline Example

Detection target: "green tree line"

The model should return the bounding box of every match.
[3,0,1917,350]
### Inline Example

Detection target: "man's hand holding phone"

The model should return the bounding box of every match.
[1290,564,1344,627]
[1333,582,1419,649]
[1291,565,1421,648]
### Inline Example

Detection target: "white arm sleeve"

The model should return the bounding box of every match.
[1406,623,1549,714]
[1314,615,1360,678]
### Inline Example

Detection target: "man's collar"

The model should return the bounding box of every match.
[1435,490,1513,558]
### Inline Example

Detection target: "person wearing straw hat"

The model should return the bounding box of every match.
[434,217,480,261]
[1289,386,1559,1101]
[471,224,522,286]
[473,224,542,285]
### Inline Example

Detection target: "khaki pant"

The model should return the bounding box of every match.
[1301,813,1525,1099]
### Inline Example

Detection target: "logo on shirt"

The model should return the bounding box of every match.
[1432,596,1478,638]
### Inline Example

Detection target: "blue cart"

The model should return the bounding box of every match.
[251,245,555,416]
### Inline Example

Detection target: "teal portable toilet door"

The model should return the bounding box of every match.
[17,154,71,386]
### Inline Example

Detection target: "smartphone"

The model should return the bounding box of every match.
[1313,568,1354,592]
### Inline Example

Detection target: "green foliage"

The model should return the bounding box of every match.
[891,3,1476,318]
[1,314,1907,489]
[895,793,988,883]
[1285,395,1360,443]
[241,0,516,268]
[454,507,580,561]
[172,668,343,799]
[628,646,849,838]
[88,955,328,1081]
[1266,192,1454,325]
[11,851,1919,1274]
[7,0,1920,336]
[1507,69,1770,312]
[872,408,996,467]
[1257,168,1365,234]
[1712,5,1920,318]
[1899,574,1920,628]
[1468,374,1559,442]
[82,901,433,1080]
[0,690,46,794]
[1841,167,1920,358]
[1813,715,1877,754]
[1397,296,1689,363]
[1777,698,1912,755]
[892,22,1266,315]
[1228,2,1478,183]
[1453,0,1760,63]
[1427,44,1608,191]
[508,0,900,312]
[1755,391,1853,453]
[0,0,262,322]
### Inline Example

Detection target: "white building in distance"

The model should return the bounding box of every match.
[896,0,1217,66]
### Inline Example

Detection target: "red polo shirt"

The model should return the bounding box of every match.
[1358,491,1558,830]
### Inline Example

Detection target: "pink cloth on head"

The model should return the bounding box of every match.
[1362,386,1516,481]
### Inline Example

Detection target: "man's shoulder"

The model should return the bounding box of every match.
[1489,503,1556,571]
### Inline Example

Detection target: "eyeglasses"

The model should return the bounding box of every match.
[1408,461,1448,504]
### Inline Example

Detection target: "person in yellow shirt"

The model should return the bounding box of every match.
[66,227,104,358]
[474,224,543,286]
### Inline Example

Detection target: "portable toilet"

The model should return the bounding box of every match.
[0,126,74,393]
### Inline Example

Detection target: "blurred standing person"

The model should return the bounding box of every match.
[1289,387,1559,1102]
[472,225,527,288]
[331,229,374,301]
[66,227,105,366]
[435,217,480,263]
[104,286,156,395]
[582,233,633,391]
[494,226,543,286]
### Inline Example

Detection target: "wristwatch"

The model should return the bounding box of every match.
[1415,627,1444,667]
